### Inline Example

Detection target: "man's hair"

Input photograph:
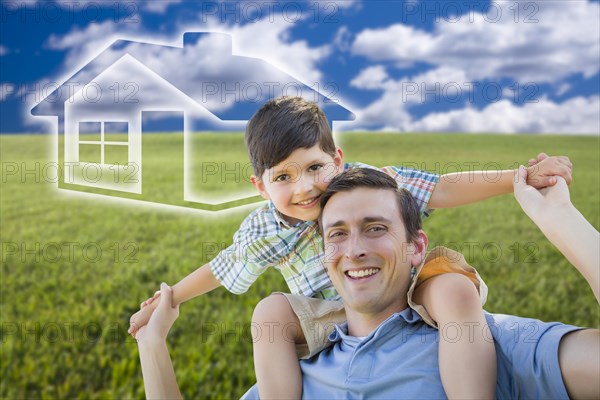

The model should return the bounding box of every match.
[245,96,336,178]
[318,168,422,241]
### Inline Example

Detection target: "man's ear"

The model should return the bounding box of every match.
[409,230,429,267]
[251,175,270,200]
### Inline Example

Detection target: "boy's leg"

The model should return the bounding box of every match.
[413,273,496,400]
[252,294,304,400]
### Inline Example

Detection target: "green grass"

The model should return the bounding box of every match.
[1,132,599,399]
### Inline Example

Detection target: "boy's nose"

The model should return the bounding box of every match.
[295,175,313,194]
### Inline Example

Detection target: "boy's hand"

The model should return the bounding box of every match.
[129,292,161,338]
[134,283,180,343]
[141,290,161,309]
[525,153,572,188]
[528,152,549,167]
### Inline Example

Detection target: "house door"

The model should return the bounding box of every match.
[140,111,185,205]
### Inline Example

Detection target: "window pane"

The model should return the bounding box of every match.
[104,145,128,165]
[104,122,128,142]
[79,144,101,164]
[79,122,101,141]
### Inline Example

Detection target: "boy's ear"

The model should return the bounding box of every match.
[251,175,270,200]
[334,147,344,169]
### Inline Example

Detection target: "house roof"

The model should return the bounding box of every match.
[31,32,354,123]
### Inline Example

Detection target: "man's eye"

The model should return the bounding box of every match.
[328,231,345,238]
[368,226,386,233]
[275,174,289,182]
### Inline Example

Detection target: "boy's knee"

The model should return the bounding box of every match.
[252,294,296,325]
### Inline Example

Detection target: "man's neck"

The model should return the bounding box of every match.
[344,304,406,337]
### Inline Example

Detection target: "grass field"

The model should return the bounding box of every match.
[1,132,599,399]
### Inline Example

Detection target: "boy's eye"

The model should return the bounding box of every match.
[308,164,323,172]
[274,174,289,182]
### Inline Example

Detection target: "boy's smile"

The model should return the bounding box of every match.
[252,145,344,225]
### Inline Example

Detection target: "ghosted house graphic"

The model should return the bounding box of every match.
[31,32,354,211]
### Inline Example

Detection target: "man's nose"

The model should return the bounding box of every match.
[345,233,367,260]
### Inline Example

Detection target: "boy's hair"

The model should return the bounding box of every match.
[318,168,422,242]
[245,96,336,178]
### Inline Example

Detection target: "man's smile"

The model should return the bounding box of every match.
[345,267,381,280]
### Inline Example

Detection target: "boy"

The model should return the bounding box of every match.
[129,97,572,399]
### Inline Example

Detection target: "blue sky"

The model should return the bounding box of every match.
[1,0,599,134]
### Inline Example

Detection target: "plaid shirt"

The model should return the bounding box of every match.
[210,162,440,299]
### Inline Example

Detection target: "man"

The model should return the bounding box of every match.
[136,167,599,399]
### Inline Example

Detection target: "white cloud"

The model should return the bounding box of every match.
[45,19,148,71]
[202,17,330,85]
[15,1,132,8]
[345,64,599,134]
[43,10,330,87]
[346,1,600,133]
[346,66,469,130]
[556,83,571,97]
[351,1,600,83]
[333,26,353,52]
[142,0,183,14]
[333,0,361,10]
[408,96,600,134]
[29,12,334,132]
[350,65,389,89]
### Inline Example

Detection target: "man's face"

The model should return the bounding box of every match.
[321,188,424,316]
[252,145,344,225]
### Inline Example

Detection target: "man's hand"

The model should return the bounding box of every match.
[514,165,571,225]
[526,152,572,188]
[134,283,179,343]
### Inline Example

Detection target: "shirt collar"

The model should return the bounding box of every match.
[268,201,315,230]
[328,307,423,343]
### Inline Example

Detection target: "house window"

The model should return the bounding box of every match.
[79,121,128,165]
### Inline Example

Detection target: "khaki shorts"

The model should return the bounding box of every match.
[281,246,488,359]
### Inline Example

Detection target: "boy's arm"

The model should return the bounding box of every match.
[428,155,572,209]
[129,264,221,337]
[171,263,221,306]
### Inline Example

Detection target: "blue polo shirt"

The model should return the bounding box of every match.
[242,308,580,399]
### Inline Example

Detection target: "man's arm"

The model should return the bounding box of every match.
[138,338,182,400]
[136,283,183,400]
[513,166,599,302]
[513,166,599,399]
[428,155,572,209]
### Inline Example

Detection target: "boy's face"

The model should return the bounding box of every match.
[252,145,344,224]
